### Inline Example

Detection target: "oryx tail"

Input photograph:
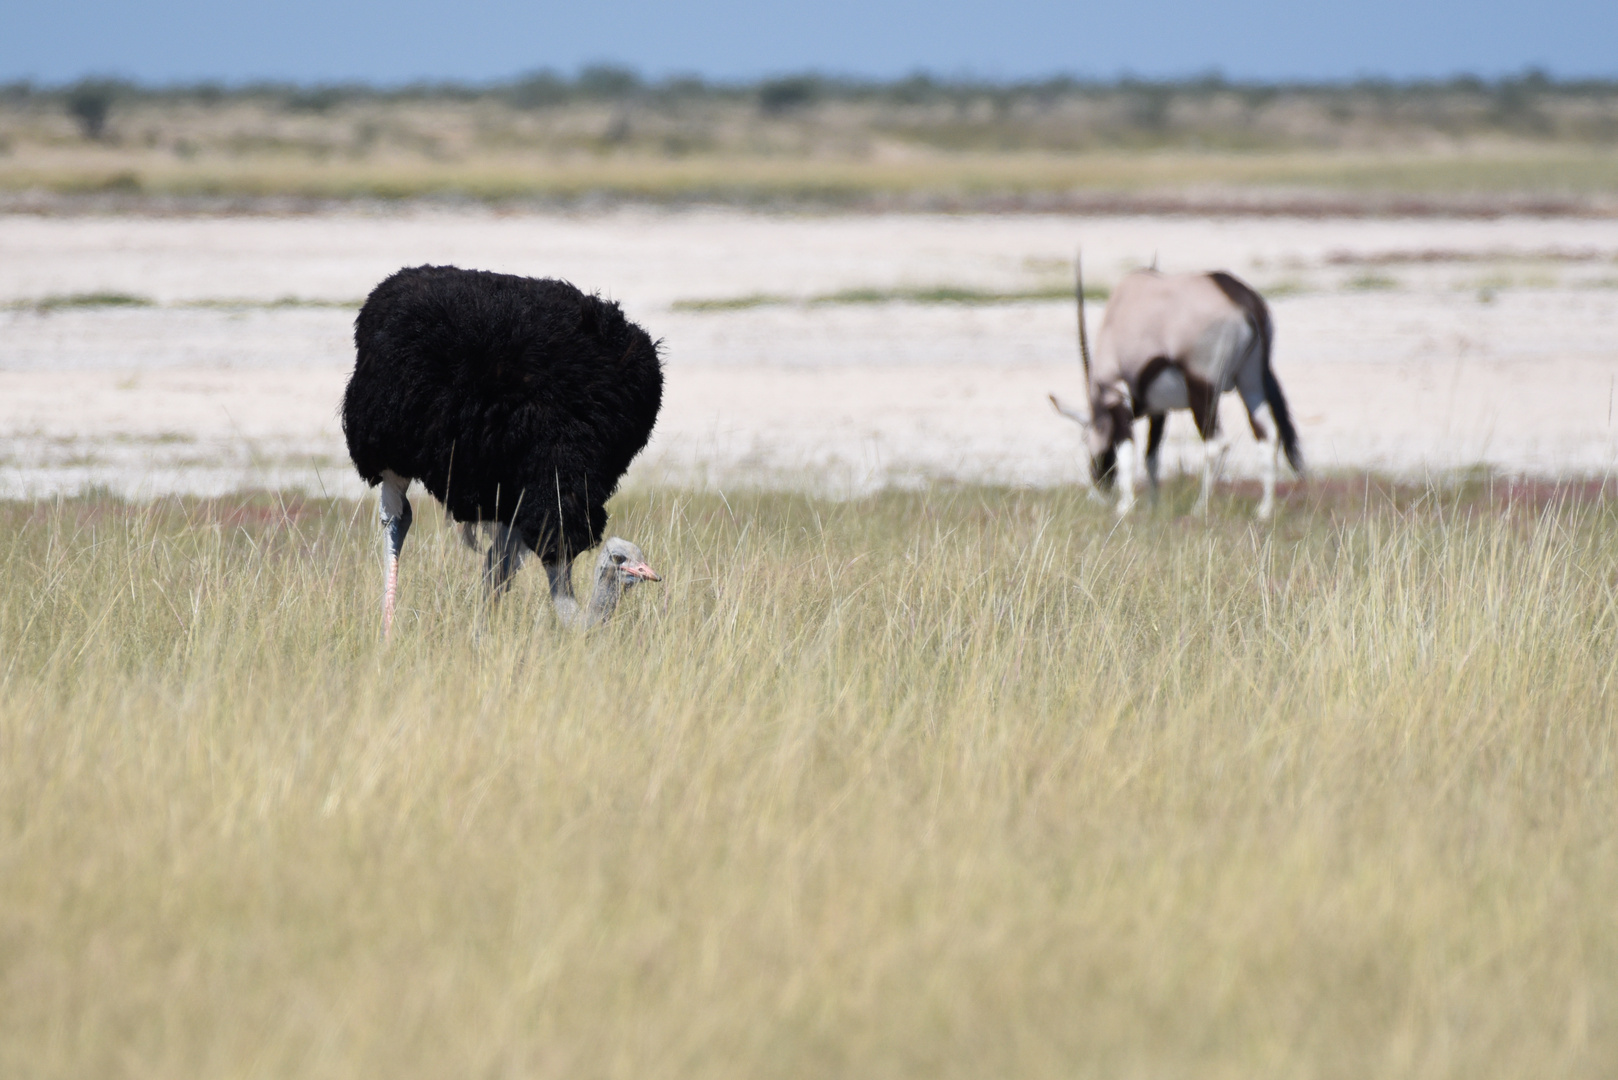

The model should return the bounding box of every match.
[1208,271,1303,475]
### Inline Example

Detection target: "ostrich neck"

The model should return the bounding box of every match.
[546,559,622,629]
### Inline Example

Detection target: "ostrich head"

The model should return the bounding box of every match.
[542,536,661,629]
[597,537,661,589]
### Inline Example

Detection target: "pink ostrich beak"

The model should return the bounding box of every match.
[625,561,661,582]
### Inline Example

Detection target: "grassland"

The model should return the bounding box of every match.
[4,75,1618,206]
[6,146,1618,207]
[3,478,1616,1078]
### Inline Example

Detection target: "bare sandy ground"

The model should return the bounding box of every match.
[2,208,1616,499]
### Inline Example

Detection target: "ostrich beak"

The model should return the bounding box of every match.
[625,561,661,582]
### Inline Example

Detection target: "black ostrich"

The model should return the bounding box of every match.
[342,265,664,637]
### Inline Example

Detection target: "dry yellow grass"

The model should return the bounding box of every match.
[2,480,1616,1078]
[8,81,1618,206]
[6,146,1618,202]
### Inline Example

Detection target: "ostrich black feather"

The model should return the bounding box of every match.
[342,265,663,562]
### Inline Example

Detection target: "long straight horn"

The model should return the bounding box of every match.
[1075,249,1093,382]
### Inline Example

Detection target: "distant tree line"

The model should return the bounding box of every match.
[5,67,1614,142]
[4,67,1614,110]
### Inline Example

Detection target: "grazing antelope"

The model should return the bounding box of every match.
[1050,257,1303,519]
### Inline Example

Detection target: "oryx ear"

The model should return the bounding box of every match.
[1048,393,1091,427]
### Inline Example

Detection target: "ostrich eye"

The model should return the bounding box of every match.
[612,553,625,564]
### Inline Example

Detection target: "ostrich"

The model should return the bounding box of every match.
[342,265,664,637]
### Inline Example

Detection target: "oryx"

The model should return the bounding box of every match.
[1050,256,1304,519]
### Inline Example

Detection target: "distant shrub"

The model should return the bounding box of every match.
[576,65,640,99]
[509,70,569,109]
[66,79,120,140]
[758,76,820,115]
[886,73,940,105]
[283,86,348,113]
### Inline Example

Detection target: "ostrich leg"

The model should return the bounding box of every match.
[482,523,527,597]
[543,554,583,627]
[379,470,413,639]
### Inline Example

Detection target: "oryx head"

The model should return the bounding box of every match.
[1052,246,1122,489]
[1050,391,1126,491]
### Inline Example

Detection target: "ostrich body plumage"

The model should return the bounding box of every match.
[342,265,664,635]
[343,265,662,561]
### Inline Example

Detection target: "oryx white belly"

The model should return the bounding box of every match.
[1189,318,1252,392]
[1141,366,1190,412]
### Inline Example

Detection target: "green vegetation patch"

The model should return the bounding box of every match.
[1343,271,1402,291]
[673,282,1108,312]
[176,296,363,310]
[9,291,155,313]
[670,292,793,312]
[4,294,362,313]
[810,284,1081,306]
[1258,278,1312,298]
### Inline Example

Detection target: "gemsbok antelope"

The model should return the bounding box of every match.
[1050,257,1304,519]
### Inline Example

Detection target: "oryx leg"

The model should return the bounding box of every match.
[482,522,528,598]
[1114,436,1137,518]
[379,470,413,639]
[1237,364,1282,520]
[1187,380,1226,517]
[1138,363,1186,511]
[1144,413,1167,503]
[1094,400,1138,518]
[1195,437,1231,517]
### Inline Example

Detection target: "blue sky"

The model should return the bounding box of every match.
[4,0,1615,85]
